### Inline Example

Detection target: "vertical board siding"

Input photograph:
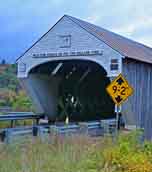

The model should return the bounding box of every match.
[122,58,152,139]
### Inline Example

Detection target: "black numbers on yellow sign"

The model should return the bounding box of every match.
[121,86,126,95]
[112,86,117,93]
[112,85,126,95]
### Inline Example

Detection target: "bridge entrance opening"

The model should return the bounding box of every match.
[29,60,115,122]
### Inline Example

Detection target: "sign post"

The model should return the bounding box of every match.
[115,105,119,130]
[106,74,133,135]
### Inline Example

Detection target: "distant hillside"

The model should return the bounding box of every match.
[0,64,10,74]
[0,64,20,91]
[0,64,33,112]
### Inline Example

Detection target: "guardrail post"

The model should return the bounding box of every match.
[101,120,110,137]
[1,131,6,142]
[33,126,38,136]
[4,129,12,144]
[38,126,50,142]
[79,123,88,135]
[36,118,39,125]
[50,126,57,135]
[10,120,14,128]
[38,126,44,141]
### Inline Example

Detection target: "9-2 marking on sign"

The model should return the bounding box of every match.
[106,74,133,106]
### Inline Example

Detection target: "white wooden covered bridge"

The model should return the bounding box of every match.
[17,15,152,139]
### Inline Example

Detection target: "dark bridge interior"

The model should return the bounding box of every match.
[30,60,115,122]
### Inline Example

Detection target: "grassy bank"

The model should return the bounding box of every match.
[0,131,152,172]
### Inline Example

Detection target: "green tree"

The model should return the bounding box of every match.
[1,59,6,64]
[12,91,33,111]
[0,64,20,91]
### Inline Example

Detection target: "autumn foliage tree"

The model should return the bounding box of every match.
[0,64,33,111]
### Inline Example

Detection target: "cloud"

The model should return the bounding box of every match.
[86,0,152,47]
[112,15,152,36]
[0,0,90,61]
[0,0,151,62]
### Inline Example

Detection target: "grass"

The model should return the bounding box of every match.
[0,131,152,172]
[0,135,95,172]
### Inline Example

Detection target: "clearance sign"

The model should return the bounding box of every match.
[106,74,133,106]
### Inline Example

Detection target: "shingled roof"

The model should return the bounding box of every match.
[66,15,152,64]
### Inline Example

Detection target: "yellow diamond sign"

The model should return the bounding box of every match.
[106,74,133,106]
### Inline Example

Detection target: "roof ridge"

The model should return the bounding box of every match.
[65,15,125,56]
[66,15,152,63]
[17,15,152,64]
[66,15,152,51]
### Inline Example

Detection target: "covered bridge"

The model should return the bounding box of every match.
[17,15,152,139]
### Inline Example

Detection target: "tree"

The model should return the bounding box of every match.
[12,91,33,111]
[0,64,20,91]
[1,59,6,65]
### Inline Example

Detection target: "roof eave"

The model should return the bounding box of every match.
[16,15,67,63]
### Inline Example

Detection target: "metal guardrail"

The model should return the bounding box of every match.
[0,112,45,128]
[0,119,117,143]
[0,112,44,121]
[3,127,33,144]
[50,124,80,135]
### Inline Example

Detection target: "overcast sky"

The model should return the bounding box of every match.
[0,0,152,62]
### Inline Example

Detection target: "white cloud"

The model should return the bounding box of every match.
[112,15,152,36]
[135,36,152,47]
[86,0,152,47]
[1,0,152,62]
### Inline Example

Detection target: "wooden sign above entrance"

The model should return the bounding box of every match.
[32,50,103,58]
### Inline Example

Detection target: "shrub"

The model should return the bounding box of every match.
[0,131,152,172]
[102,131,152,172]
